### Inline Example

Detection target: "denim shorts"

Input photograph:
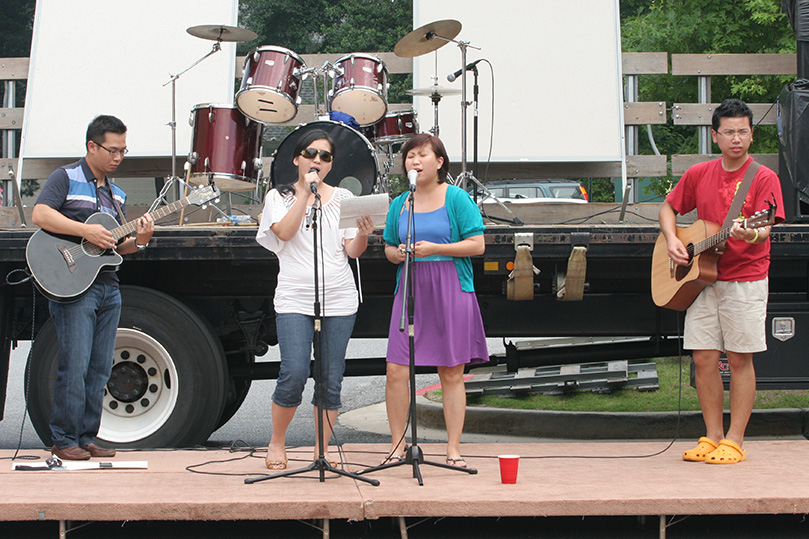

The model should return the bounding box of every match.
[272,312,356,409]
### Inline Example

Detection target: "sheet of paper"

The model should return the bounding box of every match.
[339,194,390,229]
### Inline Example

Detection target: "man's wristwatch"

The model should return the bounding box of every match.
[135,240,149,251]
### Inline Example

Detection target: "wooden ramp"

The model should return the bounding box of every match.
[2,441,809,538]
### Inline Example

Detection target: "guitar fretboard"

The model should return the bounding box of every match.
[109,199,189,241]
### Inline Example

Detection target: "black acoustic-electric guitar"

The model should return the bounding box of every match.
[26,185,219,302]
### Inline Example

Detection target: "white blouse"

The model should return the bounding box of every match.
[256,187,359,316]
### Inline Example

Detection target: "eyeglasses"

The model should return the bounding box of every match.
[715,129,752,139]
[300,147,333,162]
[95,141,129,157]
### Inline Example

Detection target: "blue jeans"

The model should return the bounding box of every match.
[273,312,356,410]
[48,283,122,448]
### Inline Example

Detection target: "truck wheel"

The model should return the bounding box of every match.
[25,286,227,448]
[216,377,252,429]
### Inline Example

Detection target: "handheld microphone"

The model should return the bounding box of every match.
[407,169,418,191]
[447,59,484,82]
[308,168,318,194]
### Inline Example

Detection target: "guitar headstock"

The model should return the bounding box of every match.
[743,201,777,230]
[186,185,221,206]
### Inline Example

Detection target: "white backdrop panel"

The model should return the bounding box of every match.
[413,0,624,165]
[22,0,238,159]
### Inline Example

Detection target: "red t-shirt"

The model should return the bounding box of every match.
[666,156,785,281]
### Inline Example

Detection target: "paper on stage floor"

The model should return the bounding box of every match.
[339,194,390,229]
[12,460,149,471]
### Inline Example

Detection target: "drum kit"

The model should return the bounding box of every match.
[163,18,476,216]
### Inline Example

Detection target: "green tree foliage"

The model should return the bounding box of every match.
[0,0,35,57]
[621,0,796,197]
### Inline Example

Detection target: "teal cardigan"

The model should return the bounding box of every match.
[383,184,485,292]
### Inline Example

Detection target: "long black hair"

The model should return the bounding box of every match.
[277,129,336,196]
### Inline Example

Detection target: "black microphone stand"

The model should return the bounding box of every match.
[246,191,379,486]
[358,186,477,485]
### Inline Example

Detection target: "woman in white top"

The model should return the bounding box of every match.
[256,129,373,470]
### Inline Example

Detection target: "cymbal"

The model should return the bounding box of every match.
[394,19,462,58]
[187,24,258,43]
[407,86,462,98]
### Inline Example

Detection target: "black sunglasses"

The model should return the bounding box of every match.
[300,147,333,162]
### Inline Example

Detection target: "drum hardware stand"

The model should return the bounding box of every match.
[163,38,224,197]
[357,186,478,485]
[246,194,379,487]
[149,162,225,225]
[452,39,481,191]
[7,165,26,226]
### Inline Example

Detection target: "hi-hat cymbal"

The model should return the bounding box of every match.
[187,24,258,43]
[394,19,462,58]
[407,86,462,98]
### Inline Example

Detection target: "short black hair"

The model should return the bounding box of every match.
[292,129,336,158]
[86,115,127,145]
[712,99,753,131]
[400,133,450,183]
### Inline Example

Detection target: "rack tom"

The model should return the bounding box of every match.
[329,53,388,126]
[236,46,305,124]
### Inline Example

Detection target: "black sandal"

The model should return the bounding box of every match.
[446,457,467,468]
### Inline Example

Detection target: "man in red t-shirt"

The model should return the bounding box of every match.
[659,98,784,464]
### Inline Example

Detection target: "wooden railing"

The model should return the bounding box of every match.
[0,52,798,185]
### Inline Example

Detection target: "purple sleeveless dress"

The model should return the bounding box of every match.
[386,205,489,367]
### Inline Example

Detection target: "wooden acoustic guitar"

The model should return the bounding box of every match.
[651,206,775,311]
[26,185,219,303]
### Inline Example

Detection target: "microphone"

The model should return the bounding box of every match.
[408,169,418,191]
[306,168,318,229]
[447,59,484,82]
[308,168,318,194]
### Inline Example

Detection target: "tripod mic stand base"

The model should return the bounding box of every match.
[245,457,380,486]
[357,444,477,486]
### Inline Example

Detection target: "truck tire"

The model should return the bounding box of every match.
[216,377,252,429]
[25,286,227,448]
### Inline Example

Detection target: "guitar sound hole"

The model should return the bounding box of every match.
[81,240,105,257]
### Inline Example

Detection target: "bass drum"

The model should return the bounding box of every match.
[270,121,379,196]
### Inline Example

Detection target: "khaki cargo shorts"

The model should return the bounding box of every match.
[684,278,768,354]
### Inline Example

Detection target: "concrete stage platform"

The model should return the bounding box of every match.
[2,440,808,538]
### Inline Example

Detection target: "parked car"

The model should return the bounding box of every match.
[477,179,589,204]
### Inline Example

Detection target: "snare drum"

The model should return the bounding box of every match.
[187,104,264,192]
[329,53,388,126]
[370,110,418,145]
[236,46,305,124]
[271,120,379,196]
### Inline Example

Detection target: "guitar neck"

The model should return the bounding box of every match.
[110,198,189,241]
[692,225,734,256]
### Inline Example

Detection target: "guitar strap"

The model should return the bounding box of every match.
[721,160,761,229]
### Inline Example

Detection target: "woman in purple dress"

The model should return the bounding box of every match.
[383,134,489,467]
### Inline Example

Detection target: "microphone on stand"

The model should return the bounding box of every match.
[309,168,318,194]
[306,168,318,229]
[447,59,485,82]
[408,169,418,191]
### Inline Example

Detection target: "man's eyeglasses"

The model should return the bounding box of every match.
[95,141,129,157]
[715,129,752,139]
[300,147,333,162]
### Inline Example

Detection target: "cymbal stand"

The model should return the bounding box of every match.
[454,39,480,190]
[429,91,443,136]
[163,35,223,198]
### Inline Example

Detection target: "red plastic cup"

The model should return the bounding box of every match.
[498,454,519,484]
